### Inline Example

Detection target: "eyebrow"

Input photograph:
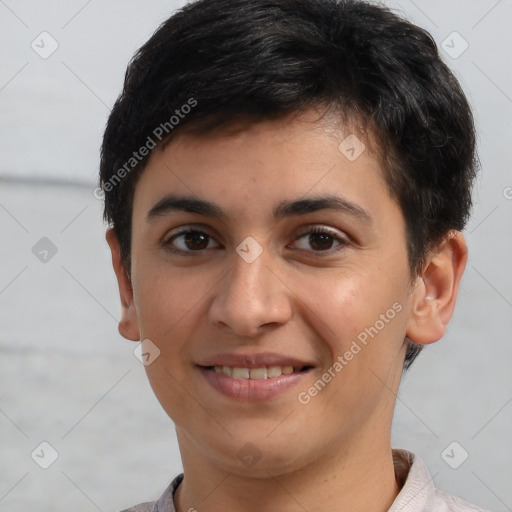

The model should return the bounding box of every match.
[146,194,372,224]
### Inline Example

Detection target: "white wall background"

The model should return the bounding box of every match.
[0,1,511,511]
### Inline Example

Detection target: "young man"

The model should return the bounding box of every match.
[100,0,487,510]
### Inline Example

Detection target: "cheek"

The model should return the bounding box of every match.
[132,261,211,341]
[133,268,206,421]
[298,271,407,408]
[296,264,410,381]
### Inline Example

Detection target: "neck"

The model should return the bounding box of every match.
[174,429,400,512]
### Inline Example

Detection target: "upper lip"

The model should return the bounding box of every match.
[197,352,314,369]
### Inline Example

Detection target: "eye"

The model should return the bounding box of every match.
[163,228,221,254]
[163,225,349,256]
[292,226,348,253]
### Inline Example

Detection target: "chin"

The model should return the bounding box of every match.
[204,431,315,477]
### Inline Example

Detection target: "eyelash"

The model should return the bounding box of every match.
[162,226,349,256]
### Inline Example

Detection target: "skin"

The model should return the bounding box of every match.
[107,110,467,512]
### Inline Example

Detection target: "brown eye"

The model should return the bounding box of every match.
[293,227,348,253]
[308,232,336,251]
[165,229,220,253]
[182,232,209,250]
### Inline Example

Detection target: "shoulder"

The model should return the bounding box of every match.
[119,503,155,512]
[118,473,184,512]
[390,449,492,512]
[433,489,492,512]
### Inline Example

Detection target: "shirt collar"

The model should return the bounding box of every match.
[388,449,435,512]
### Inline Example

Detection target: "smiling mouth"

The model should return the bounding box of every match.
[200,365,313,379]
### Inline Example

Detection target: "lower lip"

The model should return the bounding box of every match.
[197,366,313,401]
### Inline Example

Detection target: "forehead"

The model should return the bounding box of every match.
[131,111,396,227]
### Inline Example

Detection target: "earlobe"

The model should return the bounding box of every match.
[105,228,140,342]
[406,231,468,345]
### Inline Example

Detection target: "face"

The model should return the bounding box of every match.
[114,111,435,476]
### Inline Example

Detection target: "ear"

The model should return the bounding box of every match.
[105,228,140,341]
[406,231,468,345]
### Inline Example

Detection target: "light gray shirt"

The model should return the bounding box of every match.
[121,449,491,512]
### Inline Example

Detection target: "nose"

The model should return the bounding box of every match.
[208,249,293,338]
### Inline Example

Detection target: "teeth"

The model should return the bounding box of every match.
[267,366,283,378]
[213,365,297,379]
[231,367,250,379]
[249,367,267,379]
